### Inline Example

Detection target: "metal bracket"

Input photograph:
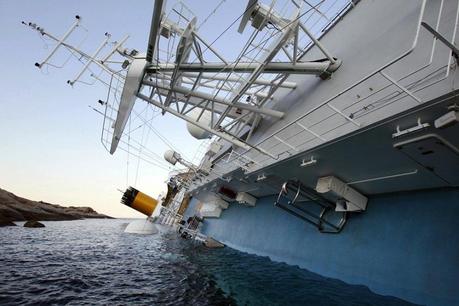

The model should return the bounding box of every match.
[300,156,317,167]
[256,173,267,181]
[393,118,430,138]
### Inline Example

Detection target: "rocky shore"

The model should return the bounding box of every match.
[0,188,112,226]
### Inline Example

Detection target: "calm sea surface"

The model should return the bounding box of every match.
[0,219,414,305]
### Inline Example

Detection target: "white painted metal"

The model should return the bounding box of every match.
[163,72,297,89]
[256,173,267,181]
[392,118,430,138]
[68,33,111,86]
[26,0,459,203]
[186,109,215,139]
[316,176,368,212]
[35,16,81,68]
[347,170,419,186]
[236,192,257,206]
[214,8,301,128]
[110,57,147,154]
[25,16,132,89]
[199,203,222,218]
[164,150,180,165]
[124,219,159,234]
[236,0,433,174]
[215,198,229,209]
[152,73,271,99]
[434,110,459,128]
[300,156,317,167]
[146,0,166,62]
[208,142,222,155]
[169,18,197,83]
[146,81,285,118]
[151,61,333,74]
[298,23,336,64]
[25,0,348,157]
[193,33,228,64]
[101,34,130,63]
[163,150,198,173]
[380,71,422,105]
[238,0,259,33]
[136,92,277,157]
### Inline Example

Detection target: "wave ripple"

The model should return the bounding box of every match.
[0,219,414,305]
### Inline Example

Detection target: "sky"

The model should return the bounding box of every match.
[0,0,250,218]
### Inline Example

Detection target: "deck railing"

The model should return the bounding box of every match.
[225,0,457,174]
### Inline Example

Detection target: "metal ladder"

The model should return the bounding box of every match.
[274,180,347,233]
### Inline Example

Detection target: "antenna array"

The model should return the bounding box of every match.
[25,0,351,163]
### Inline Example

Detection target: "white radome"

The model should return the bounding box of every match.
[164,149,180,165]
[124,219,158,235]
[186,109,215,139]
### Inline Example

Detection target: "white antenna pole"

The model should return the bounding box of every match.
[24,18,127,78]
[101,34,130,64]
[34,15,81,68]
[68,32,111,86]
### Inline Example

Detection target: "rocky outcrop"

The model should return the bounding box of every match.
[0,188,112,226]
[24,220,45,228]
[0,217,16,227]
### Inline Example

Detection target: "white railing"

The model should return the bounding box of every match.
[193,0,459,183]
[238,0,458,171]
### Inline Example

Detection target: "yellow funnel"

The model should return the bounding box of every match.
[121,187,158,216]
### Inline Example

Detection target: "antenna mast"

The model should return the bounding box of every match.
[24,0,341,161]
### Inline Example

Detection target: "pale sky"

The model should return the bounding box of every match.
[0,0,250,218]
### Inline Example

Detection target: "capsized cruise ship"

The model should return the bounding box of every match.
[25,0,459,304]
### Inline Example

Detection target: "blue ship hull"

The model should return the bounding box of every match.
[185,188,459,305]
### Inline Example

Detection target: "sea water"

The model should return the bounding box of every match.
[0,219,414,305]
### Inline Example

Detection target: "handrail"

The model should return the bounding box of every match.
[200,0,458,182]
[253,0,428,156]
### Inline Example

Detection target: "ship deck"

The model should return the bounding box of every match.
[190,89,459,198]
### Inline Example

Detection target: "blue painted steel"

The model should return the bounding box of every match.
[185,188,459,305]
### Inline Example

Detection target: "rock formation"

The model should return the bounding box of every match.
[23,220,45,228]
[0,188,112,227]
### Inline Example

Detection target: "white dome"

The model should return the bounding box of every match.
[186,109,216,139]
[164,150,180,165]
[124,219,158,235]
